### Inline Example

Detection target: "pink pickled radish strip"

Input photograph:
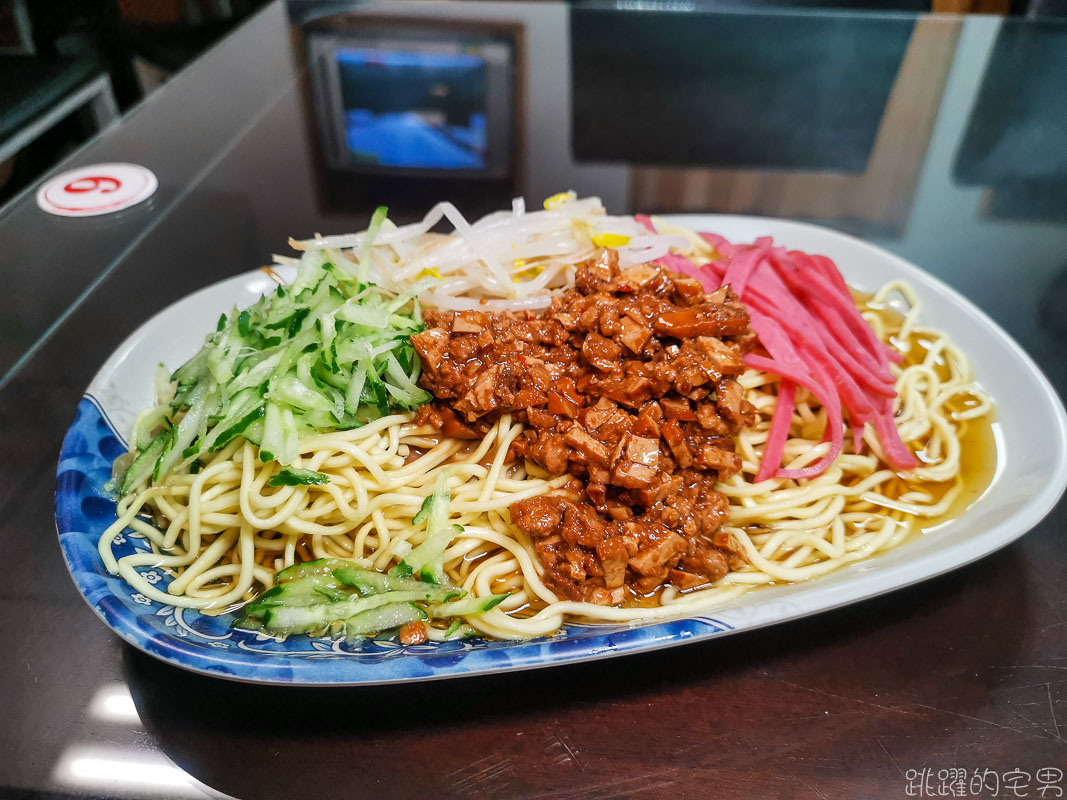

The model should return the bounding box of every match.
[807,300,895,384]
[792,251,902,365]
[776,254,886,357]
[756,380,796,483]
[698,230,918,479]
[774,354,845,479]
[635,214,657,234]
[699,258,725,280]
[752,256,894,399]
[712,258,892,416]
[809,253,852,300]
[712,247,896,428]
[746,311,807,376]
[797,325,892,404]
[809,254,899,366]
[725,250,893,404]
[721,245,768,298]
[796,338,879,420]
[785,251,887,366]
[745,354,845,480]
[657,252,717,292]
[874,397,920,470]
[804,305,895,391]
[699,232,740,258]
[744,313,845,479]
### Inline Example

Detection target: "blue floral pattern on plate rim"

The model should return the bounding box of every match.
[56,394,733,685]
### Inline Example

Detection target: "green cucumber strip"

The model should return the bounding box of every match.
[132,406,170,450]
[260,402,285,464]
[390,523,464,585]
[120,435,167,495]
[279,406,299,465]
[383,352,431,408]
[243,575,351,618]
[270,374,331,413]
[343,602,425,641]
[267,467,330,487]
[344,366,368,417]
[391,471,459,584]
[260,589,454,635]
[242,418,265,447]
[210,405,265,452]
[424,470,451,531]
[332,566,444,597]
[337,304,390,329]
[429,594,508,618]
[444,619,463,638]
[363,360,390,418]
[276,557,355,583]
[411,494,434,526]
[258,605,328,635]
[232,616,264,632]
[151,428,176,484]
[153,384,213,480]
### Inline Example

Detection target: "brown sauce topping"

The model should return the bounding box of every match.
[412,249,757,604]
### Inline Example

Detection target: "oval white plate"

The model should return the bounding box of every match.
[55,215,1067,685]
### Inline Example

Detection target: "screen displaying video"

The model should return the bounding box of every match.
[336,48,488,170]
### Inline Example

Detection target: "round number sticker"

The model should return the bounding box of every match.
[37,163,158,217]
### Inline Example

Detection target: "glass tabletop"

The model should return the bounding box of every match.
[1,2,1065,798]
[2,1,1066,390]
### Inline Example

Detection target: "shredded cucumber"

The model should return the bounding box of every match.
[429,594,508,617]
[261,590,453,635]
[115,222,431,493]
[390,470,460,584]
[334,567,432,596]
[267,467,330,487]
[342,603,426,641]
[275,557,353,583]
[120,434,167,495]
[234,561,467,638]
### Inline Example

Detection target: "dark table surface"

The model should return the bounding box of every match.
[2,2,1066,798]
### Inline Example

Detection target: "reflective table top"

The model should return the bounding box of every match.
[1,2,1065,797]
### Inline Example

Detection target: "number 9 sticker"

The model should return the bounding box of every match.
[37,163,157,217]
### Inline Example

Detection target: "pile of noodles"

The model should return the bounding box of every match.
[99,273,991,640]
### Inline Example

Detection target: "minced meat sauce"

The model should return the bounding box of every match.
[411,249,756,605]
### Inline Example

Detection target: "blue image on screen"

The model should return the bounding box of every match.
[336,48,488,170]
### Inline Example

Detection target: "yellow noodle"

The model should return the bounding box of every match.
[98,280,990,639]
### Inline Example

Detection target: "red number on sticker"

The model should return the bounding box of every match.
[64,176,122,194]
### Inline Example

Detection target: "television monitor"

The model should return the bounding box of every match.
[308,31,514,179]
